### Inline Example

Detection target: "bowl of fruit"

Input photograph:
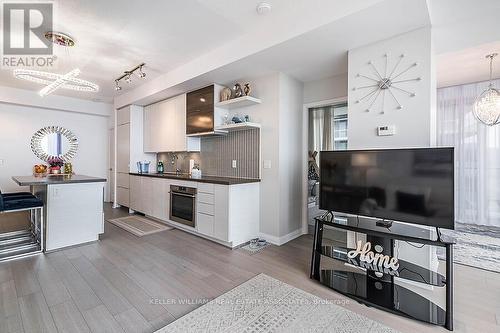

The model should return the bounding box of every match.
[33,164,48,177]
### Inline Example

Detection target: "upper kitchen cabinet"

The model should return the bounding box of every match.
[186,84,227,136]
[144,94,200,152]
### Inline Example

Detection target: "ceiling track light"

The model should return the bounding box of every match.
[115,80,122,91]
[114,63,146,90]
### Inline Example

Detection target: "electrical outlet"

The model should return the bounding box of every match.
[232,160,237,168]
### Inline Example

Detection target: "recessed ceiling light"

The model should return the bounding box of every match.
[44,31,75,47]
[256,2,272,15]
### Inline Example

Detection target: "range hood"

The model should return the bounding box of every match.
[186,84,229,137]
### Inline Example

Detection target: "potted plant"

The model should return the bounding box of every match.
[47,156,64,174]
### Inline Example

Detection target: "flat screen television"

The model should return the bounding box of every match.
[319,148,454,229]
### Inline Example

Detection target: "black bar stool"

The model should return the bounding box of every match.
[0,191,44,257]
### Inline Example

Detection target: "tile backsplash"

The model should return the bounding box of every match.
[157,128,260,179]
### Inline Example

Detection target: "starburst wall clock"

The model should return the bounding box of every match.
[353,53,421,114]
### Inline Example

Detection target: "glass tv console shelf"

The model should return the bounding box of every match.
[310,213,454,331]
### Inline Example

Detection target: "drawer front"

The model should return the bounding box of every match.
[196,213,214,236]
[197,192,214,205]
[197,202,214,216]
[170,180,198,189]
[197,183,214,194]
[116,187,129,207]
[116,173,130,188]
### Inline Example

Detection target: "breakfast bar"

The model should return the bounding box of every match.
[12,175,106,251]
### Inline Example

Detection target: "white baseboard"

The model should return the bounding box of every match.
[259,228,305,246]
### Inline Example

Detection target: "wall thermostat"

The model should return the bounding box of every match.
[377,125,396,136]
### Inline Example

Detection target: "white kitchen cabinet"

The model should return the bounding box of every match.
[143,94,200,153]
[214,185,229,241]
[142,177,153,216]
[115,105,156,208]
[130,175,168,219]
[196,213,214,236]
[152,178,169,220]
[129,175,259,248]
[129,175,142,212]
[116,123,130,173]
[116,187,129,207]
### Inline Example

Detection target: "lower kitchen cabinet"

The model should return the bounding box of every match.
[196,212,214,236]
[151,178,169,220]
[128,175,259,248]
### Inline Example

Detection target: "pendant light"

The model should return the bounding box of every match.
[473,53,500,126]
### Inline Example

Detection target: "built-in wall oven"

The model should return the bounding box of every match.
[169,185,197,227]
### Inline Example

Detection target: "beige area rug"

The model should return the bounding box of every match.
[156,273,399,333]
[108,215,172,237]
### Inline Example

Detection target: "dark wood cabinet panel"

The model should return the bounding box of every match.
[186,85,215,134]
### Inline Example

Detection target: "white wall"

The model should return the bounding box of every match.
[228,73,280,237]
[0,103,109,192]
[278,73,304,236]
[347,27,435,149]
[346,27,438,269]
[227,72,304,243]
[303,73,348,104]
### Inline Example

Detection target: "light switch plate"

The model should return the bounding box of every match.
[263,160,272,169]
[232,160,237,168]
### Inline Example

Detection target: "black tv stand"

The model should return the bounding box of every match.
[375,219,393,228]
[310,212,455,331]
[436,227,444,242]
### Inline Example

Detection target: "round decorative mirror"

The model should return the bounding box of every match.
[31,126,78,162]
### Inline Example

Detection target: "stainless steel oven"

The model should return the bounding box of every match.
[169,185,196,227]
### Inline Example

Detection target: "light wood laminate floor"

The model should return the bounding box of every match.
[0,204,499,333]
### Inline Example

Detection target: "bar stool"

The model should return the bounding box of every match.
[0,191,44,259]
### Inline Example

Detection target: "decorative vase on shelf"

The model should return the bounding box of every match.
[233,83,243,98]
[243,83,251,96]
[220,87,232,101]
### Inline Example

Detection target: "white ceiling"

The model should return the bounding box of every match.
[0,0,383,102]
[117,0,432,106]
[437,41,500,88]
[1,0,498,102]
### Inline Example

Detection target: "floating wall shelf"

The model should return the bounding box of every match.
[215,96,262,109]
[215,122,261,132]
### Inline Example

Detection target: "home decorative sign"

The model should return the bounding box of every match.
[347,240,400,276]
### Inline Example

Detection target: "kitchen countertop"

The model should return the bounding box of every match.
[12,174,107,186]
[129,172,260,185]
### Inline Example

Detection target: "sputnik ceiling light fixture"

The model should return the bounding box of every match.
[473,53,500,126]
[13,68,99,97]
[114,63,146,91]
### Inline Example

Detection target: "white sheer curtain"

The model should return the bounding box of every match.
[309,107,334,153]
[437,79,500,227]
